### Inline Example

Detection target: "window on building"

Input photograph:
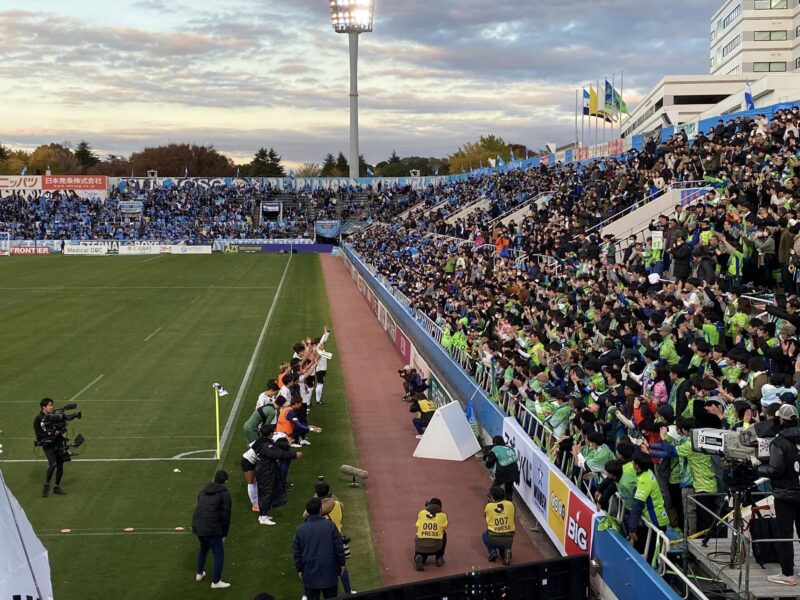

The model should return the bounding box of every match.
[753,61,787,71]
[722,5,741,28]
[754,0,788,9]
[754,30,788,40]
[795,57,800,70]
[722,35,741,57]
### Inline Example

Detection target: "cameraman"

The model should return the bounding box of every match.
[400,365,427,400]
[757,404,800,587]
[34,398,66,497]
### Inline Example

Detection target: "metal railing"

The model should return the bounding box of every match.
[586,180,709,235]
[489,190,554,225]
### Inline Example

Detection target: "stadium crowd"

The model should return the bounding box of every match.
[353,106,800,586]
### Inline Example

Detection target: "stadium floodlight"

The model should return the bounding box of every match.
[329,0,375,179]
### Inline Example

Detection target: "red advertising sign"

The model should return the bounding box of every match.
[11,247,51,255]
[395,328,411,364]
[564,491,593,555]
[42,175,107,190]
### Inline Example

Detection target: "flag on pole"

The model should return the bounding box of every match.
[434,166,439,176]
[589,86,614,123]
[496,154,506,167]
[745,80,755,111]
[235,167,240,178]
[510,149,516,162]
[582,88,590,116]
[213,383,229,397]
[184,166,189,178]
[366,167,375,176]
[20,166,27,175]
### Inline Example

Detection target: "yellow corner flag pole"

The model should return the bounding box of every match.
[214,386,221,460]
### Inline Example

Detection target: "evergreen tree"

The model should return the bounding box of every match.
[265,147,285,177]
[388,150,401,164]
[335,152,349,177]
[248,148,272,177]
[74,140,99,172]
[359,154,370,177]
[0,142,8,162]
[320,153,336,177]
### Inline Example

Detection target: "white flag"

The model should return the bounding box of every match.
[213,383,229,397]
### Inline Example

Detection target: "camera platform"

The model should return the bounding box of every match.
[688,537,800,599]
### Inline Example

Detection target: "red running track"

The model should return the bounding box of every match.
[320,254,544,587]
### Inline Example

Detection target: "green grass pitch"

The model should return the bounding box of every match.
[0,254,382,599]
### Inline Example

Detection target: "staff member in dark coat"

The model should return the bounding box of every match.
[757,405,800,587]
[293,497,346,600]
[483,436,520,501]
[254,431,301,526]
[192,470,232,589]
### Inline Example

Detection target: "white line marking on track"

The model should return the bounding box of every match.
[190,295,201,304]
[171,449,216,459]
[215,254,293,472]
[67,374,104,403]
[140,256,162,263]
[143,327,162,342]
[0,457,216,463]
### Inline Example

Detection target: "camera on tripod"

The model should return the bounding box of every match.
[35,402,85,460]
[692,427,772,489]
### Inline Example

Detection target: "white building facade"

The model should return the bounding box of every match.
[710,0,800,76]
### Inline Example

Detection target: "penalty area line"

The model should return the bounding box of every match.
[67,374,104,403]
[143,327,162,342]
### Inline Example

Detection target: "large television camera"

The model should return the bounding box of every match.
[35,402,85,460]
[692,427,772,490]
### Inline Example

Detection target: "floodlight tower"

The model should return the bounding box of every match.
[329,0,374,179]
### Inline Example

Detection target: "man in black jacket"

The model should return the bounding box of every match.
[192,471,232,589]
[758,405,800,587]
[294,497,346,599]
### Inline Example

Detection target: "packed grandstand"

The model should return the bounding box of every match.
[4,102,800,598]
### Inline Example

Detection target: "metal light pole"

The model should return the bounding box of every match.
[329,0,374,179]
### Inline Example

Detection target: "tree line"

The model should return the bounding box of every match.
[0,135,538,178]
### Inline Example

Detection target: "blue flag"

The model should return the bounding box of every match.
[496,154,505,167]
[184,166,188,178]
[367,167,375,176]
[434,167,439,176]
[745,81,755,111]
[235,167,240,178]
[582,88,590,116]
[20,166,27,175]
[510,149,515,162]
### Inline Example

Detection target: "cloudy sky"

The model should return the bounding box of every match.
[0,0,719,166]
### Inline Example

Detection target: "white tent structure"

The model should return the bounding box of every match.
[413,401,481,461]
[0,469,53,600]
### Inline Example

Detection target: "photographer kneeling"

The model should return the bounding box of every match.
[34,398,66,497]
[757,404,800,587]
[399,365,427,400]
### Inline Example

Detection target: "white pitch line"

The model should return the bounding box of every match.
[143,327,162,342]
[190,295,201,304]
[67,374,104,403]
[0,457,216,463]
[140,256,162,263]
[216,254,293,472]
[171,449,216,459]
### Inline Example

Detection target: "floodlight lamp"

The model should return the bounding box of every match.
[329,0,375,34]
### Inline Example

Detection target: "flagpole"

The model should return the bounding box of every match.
[619,69,624,139]
[214,386,221,460]
[581,88,585,150]
[595,80,600,150]
[612,72,617,141]
[574,89,579,151]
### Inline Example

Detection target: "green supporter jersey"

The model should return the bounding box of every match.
[659,338,680,366]
[634,470,670,527]
[618,462,638,510]
[675,438,717,494]
[584,444,615,481]
[701,323,720,346]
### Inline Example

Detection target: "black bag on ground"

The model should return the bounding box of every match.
[749,509,780,567]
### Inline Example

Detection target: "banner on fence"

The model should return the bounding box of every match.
[395,328,411,364]
[170,245,212,255]
[42,175,107,190]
